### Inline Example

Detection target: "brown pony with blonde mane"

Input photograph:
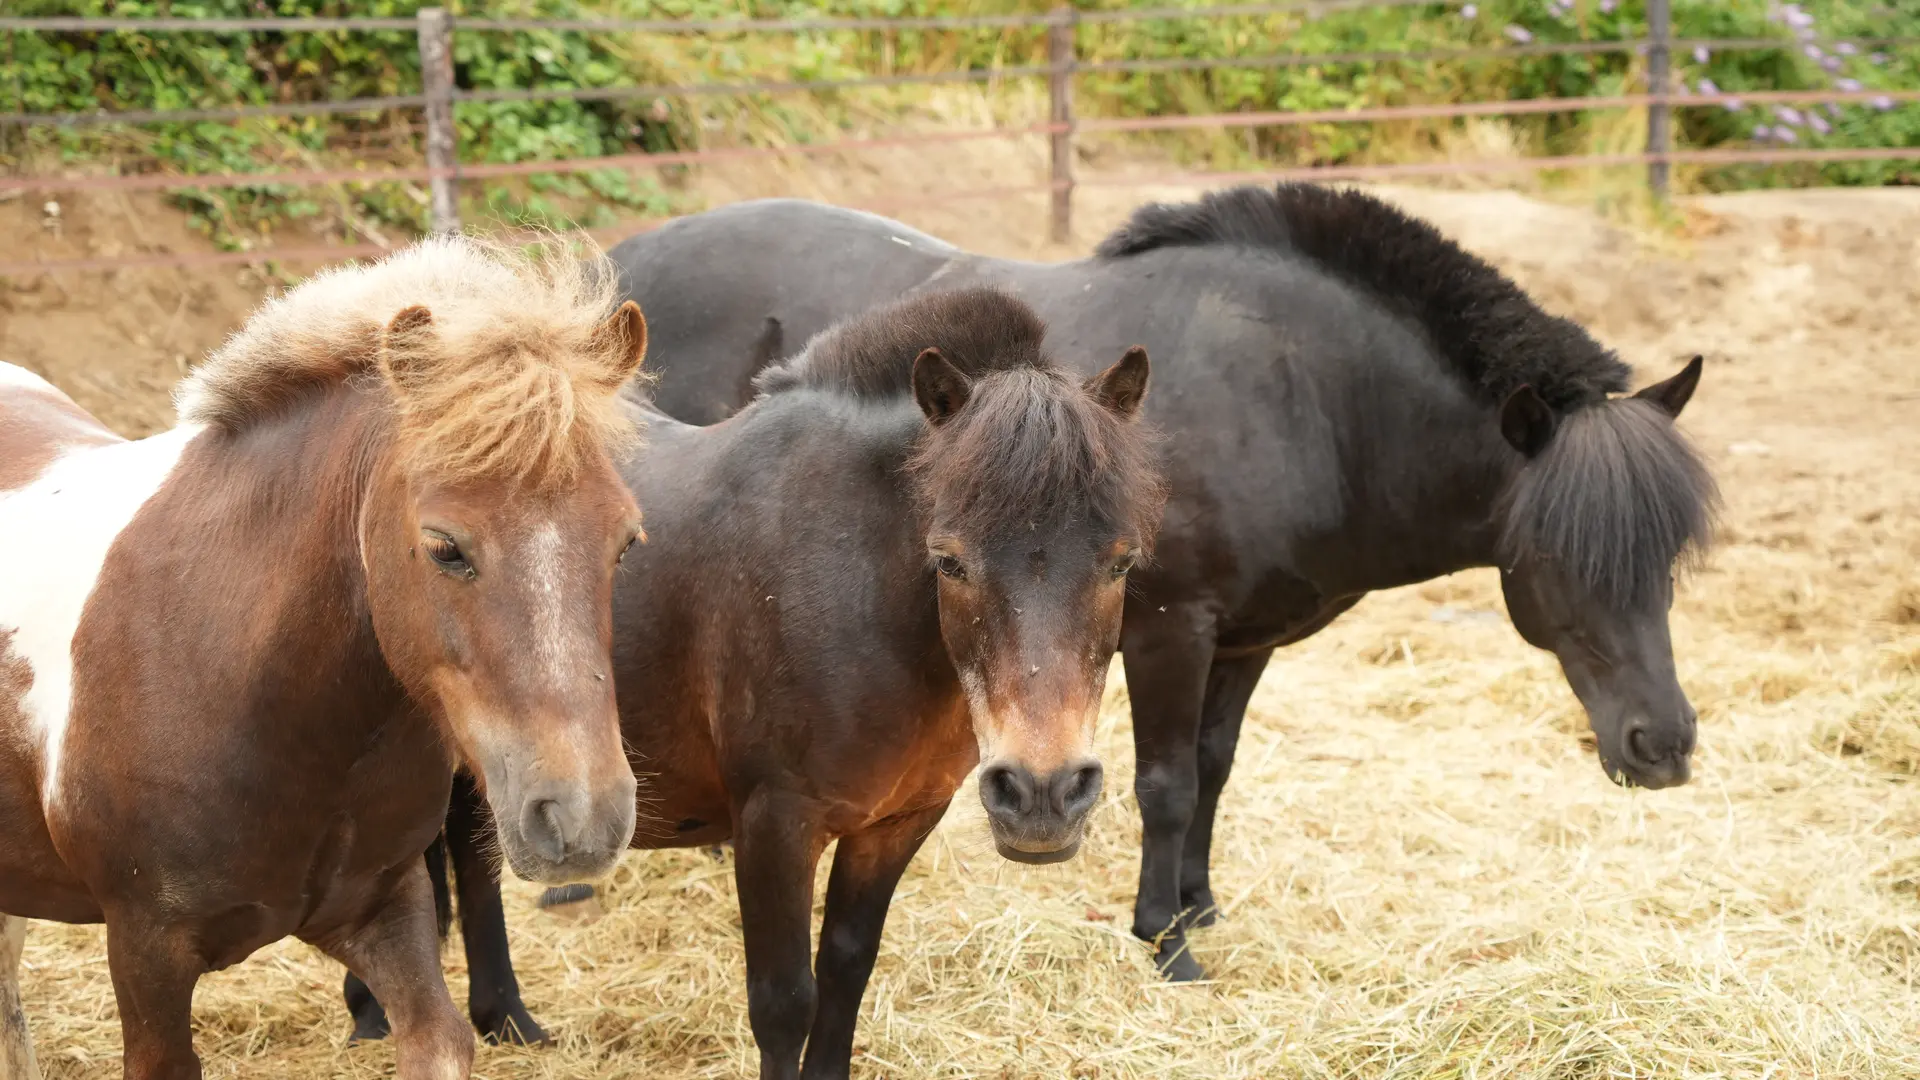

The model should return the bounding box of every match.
[0,235,647,1079]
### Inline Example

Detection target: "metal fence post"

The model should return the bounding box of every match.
[1047,6,1077,243]
[1645,0,1672,199]
[416,6,461,233]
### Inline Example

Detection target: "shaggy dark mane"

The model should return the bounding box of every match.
[1500,399,1719,607]
[1096,183,1631,411]
[753,287,1049,399]
[756,288,1166,549]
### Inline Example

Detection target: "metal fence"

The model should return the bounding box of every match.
[2,4,1915,276]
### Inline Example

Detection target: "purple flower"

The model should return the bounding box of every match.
[1871,52,1889,65]
[1776,126,1798,142]
[1504,25,1533,43]
[1872,95,1894,110]
[1698,77,1720,95]
[1837,42,1858,56]
[1694,45,1711,63]
[1460,3,1477,17]
[1786,9,1815,28]
[1821,55,1843,72]
[1836,77,1862,92]
[1825,102,1844,118]
[1599,0,1616,11]
[1774,105,1804,126]
[1809,113,1830,134]
[1804,44,1823,60]
[1752,124,1773,140]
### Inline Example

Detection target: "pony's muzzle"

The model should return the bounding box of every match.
[502,774,637,884]
[980,758,1103,864]
[1612,708,1696,790]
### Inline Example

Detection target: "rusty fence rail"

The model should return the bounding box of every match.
[1,5,1915,274]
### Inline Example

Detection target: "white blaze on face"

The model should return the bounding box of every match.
[527,520,572,680]
[0,424,203,808]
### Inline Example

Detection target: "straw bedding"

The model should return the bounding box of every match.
[16,184,1920,1078]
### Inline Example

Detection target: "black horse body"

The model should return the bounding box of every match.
[605,189,1713,978]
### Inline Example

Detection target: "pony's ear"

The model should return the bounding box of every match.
[1086,345,1151,419]
[912,347,972,426]
[1633,355,1703,419]
[376,305,436,384]
[1499,384,1557,458]
[591,299,649,389]
[750,316,785,369]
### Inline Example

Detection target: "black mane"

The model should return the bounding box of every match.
[753,286,1166,550]
[1096,183,1631,411]
[753,287,1049,399]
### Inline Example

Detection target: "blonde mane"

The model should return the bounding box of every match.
[177,234,642,484]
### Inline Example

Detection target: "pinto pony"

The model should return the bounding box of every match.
[347,288,1166,1079]
[0,236,646,1079]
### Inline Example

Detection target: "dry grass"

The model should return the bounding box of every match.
[15,181,1920,1079]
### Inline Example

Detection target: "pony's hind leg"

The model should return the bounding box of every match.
[309,863,472,1080]
[0,915,40,1080]
[801,802,949,1080]
[1122,607,1218,982]
[1178,649,1273,929]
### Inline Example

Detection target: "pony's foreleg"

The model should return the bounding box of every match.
[801,801,949,1080]
[0,915,40,1080]
[1122,607,1217,982]
[308,863,472,1080]
[734,791,827,1080]
[444,771,547,1045]
[1179,648,1274,929]
[103,912,206,1079]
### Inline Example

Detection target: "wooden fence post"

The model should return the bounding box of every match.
[1047,6,1077,244]
[416,6,461,234]
[1645,0,1672,199]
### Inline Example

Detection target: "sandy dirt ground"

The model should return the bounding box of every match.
[3,146,1919,1078]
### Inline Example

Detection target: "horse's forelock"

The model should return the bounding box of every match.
[907,367,1166,551]
[1499,397,1718,607]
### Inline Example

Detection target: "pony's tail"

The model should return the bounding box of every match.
[426,834,455,942]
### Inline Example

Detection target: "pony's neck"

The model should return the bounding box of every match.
[196,385,398,709]
[1311,392,1517,593]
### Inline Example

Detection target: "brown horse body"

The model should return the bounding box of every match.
[0,238,648,1079]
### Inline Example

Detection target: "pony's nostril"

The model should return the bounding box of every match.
[522,797,567,861]
[1627,725,1658,765]
[981,765,1035,818]
[1057,763,1104,817]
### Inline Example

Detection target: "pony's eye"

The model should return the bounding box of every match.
[1111,553,1138,578]
[934,554,967,581]
[618,533,639,564]
[422,531,472,576]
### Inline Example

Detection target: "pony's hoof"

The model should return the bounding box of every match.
[476,1004,550,1046]
[347,1011,392,1043]
[1155,942,1206,983]
[537,883,597,909]
[1180,891,1220,928]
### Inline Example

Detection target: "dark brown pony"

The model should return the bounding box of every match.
[348,288,1165,1079]
[0,236,646,1079]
